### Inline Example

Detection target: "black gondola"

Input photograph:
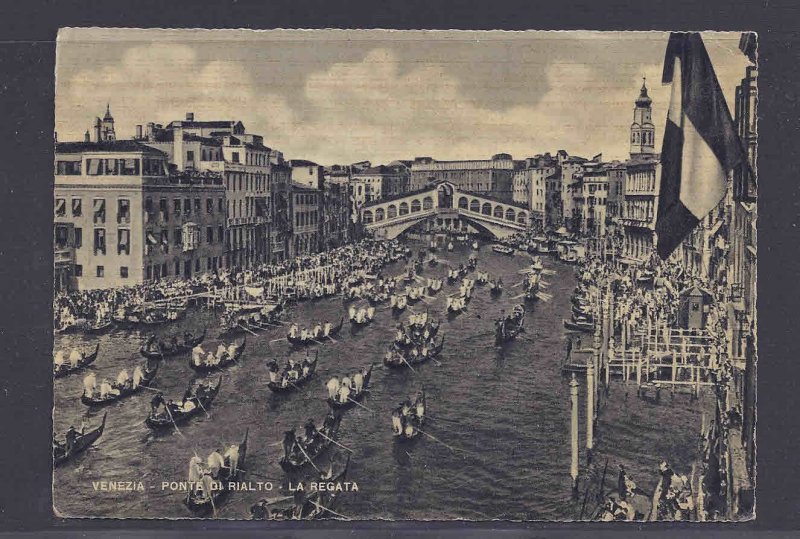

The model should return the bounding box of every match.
[139,330,207,360]
[495,305,525,344]
[287,317,344,346]
[392,389,426,441]
[53,343,100,378]
[184,429,249,515]
[326,364,374,410]
[53,412,107,467]
[86,318,115,334]
[490,280,504,296]
[267,354,319,393]
[189,337,247,373]
[81,362,159,406]
[279,414,343,472]
[383,337,445,368]
[145,376,222,430]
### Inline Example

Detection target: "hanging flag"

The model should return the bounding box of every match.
[655,32,744,259]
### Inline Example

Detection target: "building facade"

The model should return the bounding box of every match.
[291,183,321,256]
[410,154,515,202]
[54,140,226,290]
[512,157,554,229]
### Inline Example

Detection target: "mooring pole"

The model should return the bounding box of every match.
[570,373,579,499]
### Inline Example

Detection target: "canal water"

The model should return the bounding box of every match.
[53,241,705,520]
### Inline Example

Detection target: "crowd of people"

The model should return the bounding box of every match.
[192,341,239,368]
[82,366,145,399]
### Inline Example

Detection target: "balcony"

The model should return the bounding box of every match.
[54,247,74,267]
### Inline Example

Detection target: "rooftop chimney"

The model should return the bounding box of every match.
[93,118,102,142]
[135,125,143,139]
[146,122,155,141]
[186,112,194,121]
[84,130,90,142]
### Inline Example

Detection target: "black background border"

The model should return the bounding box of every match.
[0,0,796,535]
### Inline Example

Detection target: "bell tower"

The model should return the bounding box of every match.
[630,78,655,157]
[101,103,116,141]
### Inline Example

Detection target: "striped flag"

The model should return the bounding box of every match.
[655,32,744,259]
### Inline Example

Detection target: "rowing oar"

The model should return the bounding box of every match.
[238,323,258,337]
[417,427,459,453]
[164,404,185,439]
[398,354,417,374]
[295,442,323,474]
[315,431,353,454]
[511,281,524,288]
[270,337,287,343]
[310,500,351,520]
[196,396,212,419]
[346,396,373,413]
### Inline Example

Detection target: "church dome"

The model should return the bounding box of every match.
[635,80,652,107]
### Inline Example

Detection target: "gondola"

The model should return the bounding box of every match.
[86,318,115,334]
[145,376,222,430]
[495,305,525,344]
[53,343,100,378]
[184,429,249,515]
[81,362,159,406]
[53,412,107,467]
[348,307,375,326]
[55,318,89,334]
[393,390,426,441]
[139,330,207,360]
[467,257,478,271]
[279,414,343,472]
[267,354,319,393]
[326,364,374,410]
[286,317,344,346]
[395,321,440,347]
[189,337,247,374]
[490,280,503,296]
[492,244,515,256]
[250,455,350,520]
[383,337,445,368]
[563,318,595,333]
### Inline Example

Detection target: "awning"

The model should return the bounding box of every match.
[146,232,158,245]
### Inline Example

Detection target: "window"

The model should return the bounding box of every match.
[194,198,201,213]
[159,198,169,221]
[217,226,224,243]
[117,229,130,255]
[145,197,153,218]
[232,152,240,163]
[120,266,129,278]
[187,150,195,162]
[74,228,82,249]
[94,228,106,255]
[55,225,69,248]
[71,198,82,217]
[74,264,82,277]
[55,198,66,217]
[86,159,102,175]
[161,263,167,277]
[117,199,130,224]
[174,199,182,214]
[103,158,118,175]
[218,198,223,213]
[174,228,182,246]
[206,226,213,243]
[96,265,104,278]
[160,229,169,253]
[55,160,82,175]
[207,199,213,214]
[120,158,139,175]
[174,260,180,276]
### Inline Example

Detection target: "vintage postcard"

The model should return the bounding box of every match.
[52,28,756,521]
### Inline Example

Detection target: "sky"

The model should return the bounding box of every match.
[55,29,753,165]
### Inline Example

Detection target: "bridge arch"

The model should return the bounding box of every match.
[411,199,421,213]
[517,211,528,225]
[481,202,492,215]
[423,196,433,210]
[458,196,469,210]
[470,199,480,213]
[505,208,516,222]
[388,204,397,219]
[493,205,504,219]
[375,207,385,222]
[399,201,409,216]
[363,210,374,224]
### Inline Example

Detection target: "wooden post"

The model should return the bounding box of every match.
[586,358,595,465]
[570,373,579,498]
[608,336,615,384]
[636,348,642,385]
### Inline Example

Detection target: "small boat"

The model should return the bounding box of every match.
[392,389,426,441]
[145,377,222,430]
[86,318,115,334]
[267,354,319,393]
[139,330,207,360]
[490,279,503,296]
[476,271,490,285]
[383,337,444,368]
[81,362,159,406]
[250,456,351,520]
[189,337,247,374]
[55,318,89,334]
[467,256,478,271]
[492,244,515,256]
[53,412,107,467]
[327,364,374,410]
[279,414,343,472]
[530,256,544,272]
[563,318,595,333]
[495,305,525,344]
[427,279,442,293]
[447,242,454,252]
[184,429,249,515]
[53,343,100,378]
[287,317,344,346]
[348,306,375,326]
[391,295,408,311]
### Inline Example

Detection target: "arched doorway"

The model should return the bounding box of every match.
[437,183,454,208]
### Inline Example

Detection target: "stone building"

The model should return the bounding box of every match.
[54,140,226,290]
[410,154,515,202]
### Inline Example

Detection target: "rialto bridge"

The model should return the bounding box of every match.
[360,182,530,240]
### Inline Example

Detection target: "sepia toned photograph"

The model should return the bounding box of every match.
[51,28,757,521]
